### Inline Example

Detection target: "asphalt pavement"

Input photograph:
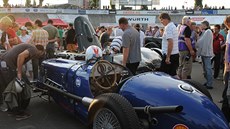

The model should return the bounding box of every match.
[0,62,226,129]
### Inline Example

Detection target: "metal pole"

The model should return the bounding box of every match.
[135,0,136,10]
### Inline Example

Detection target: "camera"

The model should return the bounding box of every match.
[185,54,191,61]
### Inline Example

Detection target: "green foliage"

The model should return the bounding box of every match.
[25,0,31,7]
[39,0,44,7]
[33,0,36,6]
[3,0,9,7]
[194,0,203,8]
[89,0,99,8]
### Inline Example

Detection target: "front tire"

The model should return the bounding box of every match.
[88,93,141,129]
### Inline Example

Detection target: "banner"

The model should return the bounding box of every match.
[112,0,159,6]
[117,10,185,15]
[185,10,194,15]
[78,10,86,15]
[217,10,230,14]
[189,16,226,24]
[109,10,116,14]
[115,15,156,24]
[201,10,217,15]
[47,14,88,23]
[86,10,109,14]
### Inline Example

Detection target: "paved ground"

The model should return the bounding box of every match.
[0,62,226,129]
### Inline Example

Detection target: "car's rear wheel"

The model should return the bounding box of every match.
[183,79,213,101]
[88,93,141,129]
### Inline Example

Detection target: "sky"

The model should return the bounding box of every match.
[0,0,229,9]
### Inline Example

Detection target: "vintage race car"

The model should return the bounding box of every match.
[36,57,229,129]
[33,16,229,129]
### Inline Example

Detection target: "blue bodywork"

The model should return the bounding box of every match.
[38,58,229,129]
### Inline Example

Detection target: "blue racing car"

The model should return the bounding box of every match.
[34,16,229,129]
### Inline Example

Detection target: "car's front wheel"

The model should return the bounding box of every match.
[88,93,141,129]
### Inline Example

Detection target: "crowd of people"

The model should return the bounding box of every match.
[0,15,79,120]
[0,12,230,122]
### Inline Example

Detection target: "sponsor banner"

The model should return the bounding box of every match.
[47,14,88,23]
[5,8,57,13]
[201,10,217,15]
[194,11,201,14]
[38,8,57,13]
[117,11,141,15]
[109,10,116,14]
[62,9,78,14]
[0,8,7,13]
[115,15,156,24]
[217,10,230,14]
[189,16,226,24]
[86,10,109,14]
[117,10,185,15]
[185,10,194,15]
[117,0,157,6]
[79,10,86,15]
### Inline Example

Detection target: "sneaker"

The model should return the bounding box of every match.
[15,112,32,121]
[0,104,8,112]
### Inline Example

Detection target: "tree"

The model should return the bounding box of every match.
[25,0,31,7]
[194,0,203,9]
[39,0,44,7]
[33,0,37,6]
[89,0,99,9]
[3,0,9,7]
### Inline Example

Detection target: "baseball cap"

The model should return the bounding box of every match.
[20,26,27,31]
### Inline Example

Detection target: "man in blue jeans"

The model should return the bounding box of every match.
[196,20,214,89]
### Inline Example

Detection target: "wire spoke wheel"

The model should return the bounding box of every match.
[93,108,121,129]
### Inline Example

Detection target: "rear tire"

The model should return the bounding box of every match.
[183,79,213,100]
[88,93,141,129]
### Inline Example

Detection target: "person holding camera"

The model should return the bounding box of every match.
[177,16,195,79]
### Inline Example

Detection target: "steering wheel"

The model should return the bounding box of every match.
[91,60,117,90]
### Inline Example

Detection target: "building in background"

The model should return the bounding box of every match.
[68,0,89,9]
[111,0,160,10]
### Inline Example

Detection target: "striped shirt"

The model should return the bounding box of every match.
[110,36,122,52]
[30,28,49,48]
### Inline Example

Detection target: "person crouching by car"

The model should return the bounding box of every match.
[0,43,44,120]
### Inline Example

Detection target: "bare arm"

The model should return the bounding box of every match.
[166,38,173,64]
[184,37,195,55]
[48,37,58,43]
[17,50,30,80]
[122,47,129,66]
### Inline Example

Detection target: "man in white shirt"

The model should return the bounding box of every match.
[158,13,179,77]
